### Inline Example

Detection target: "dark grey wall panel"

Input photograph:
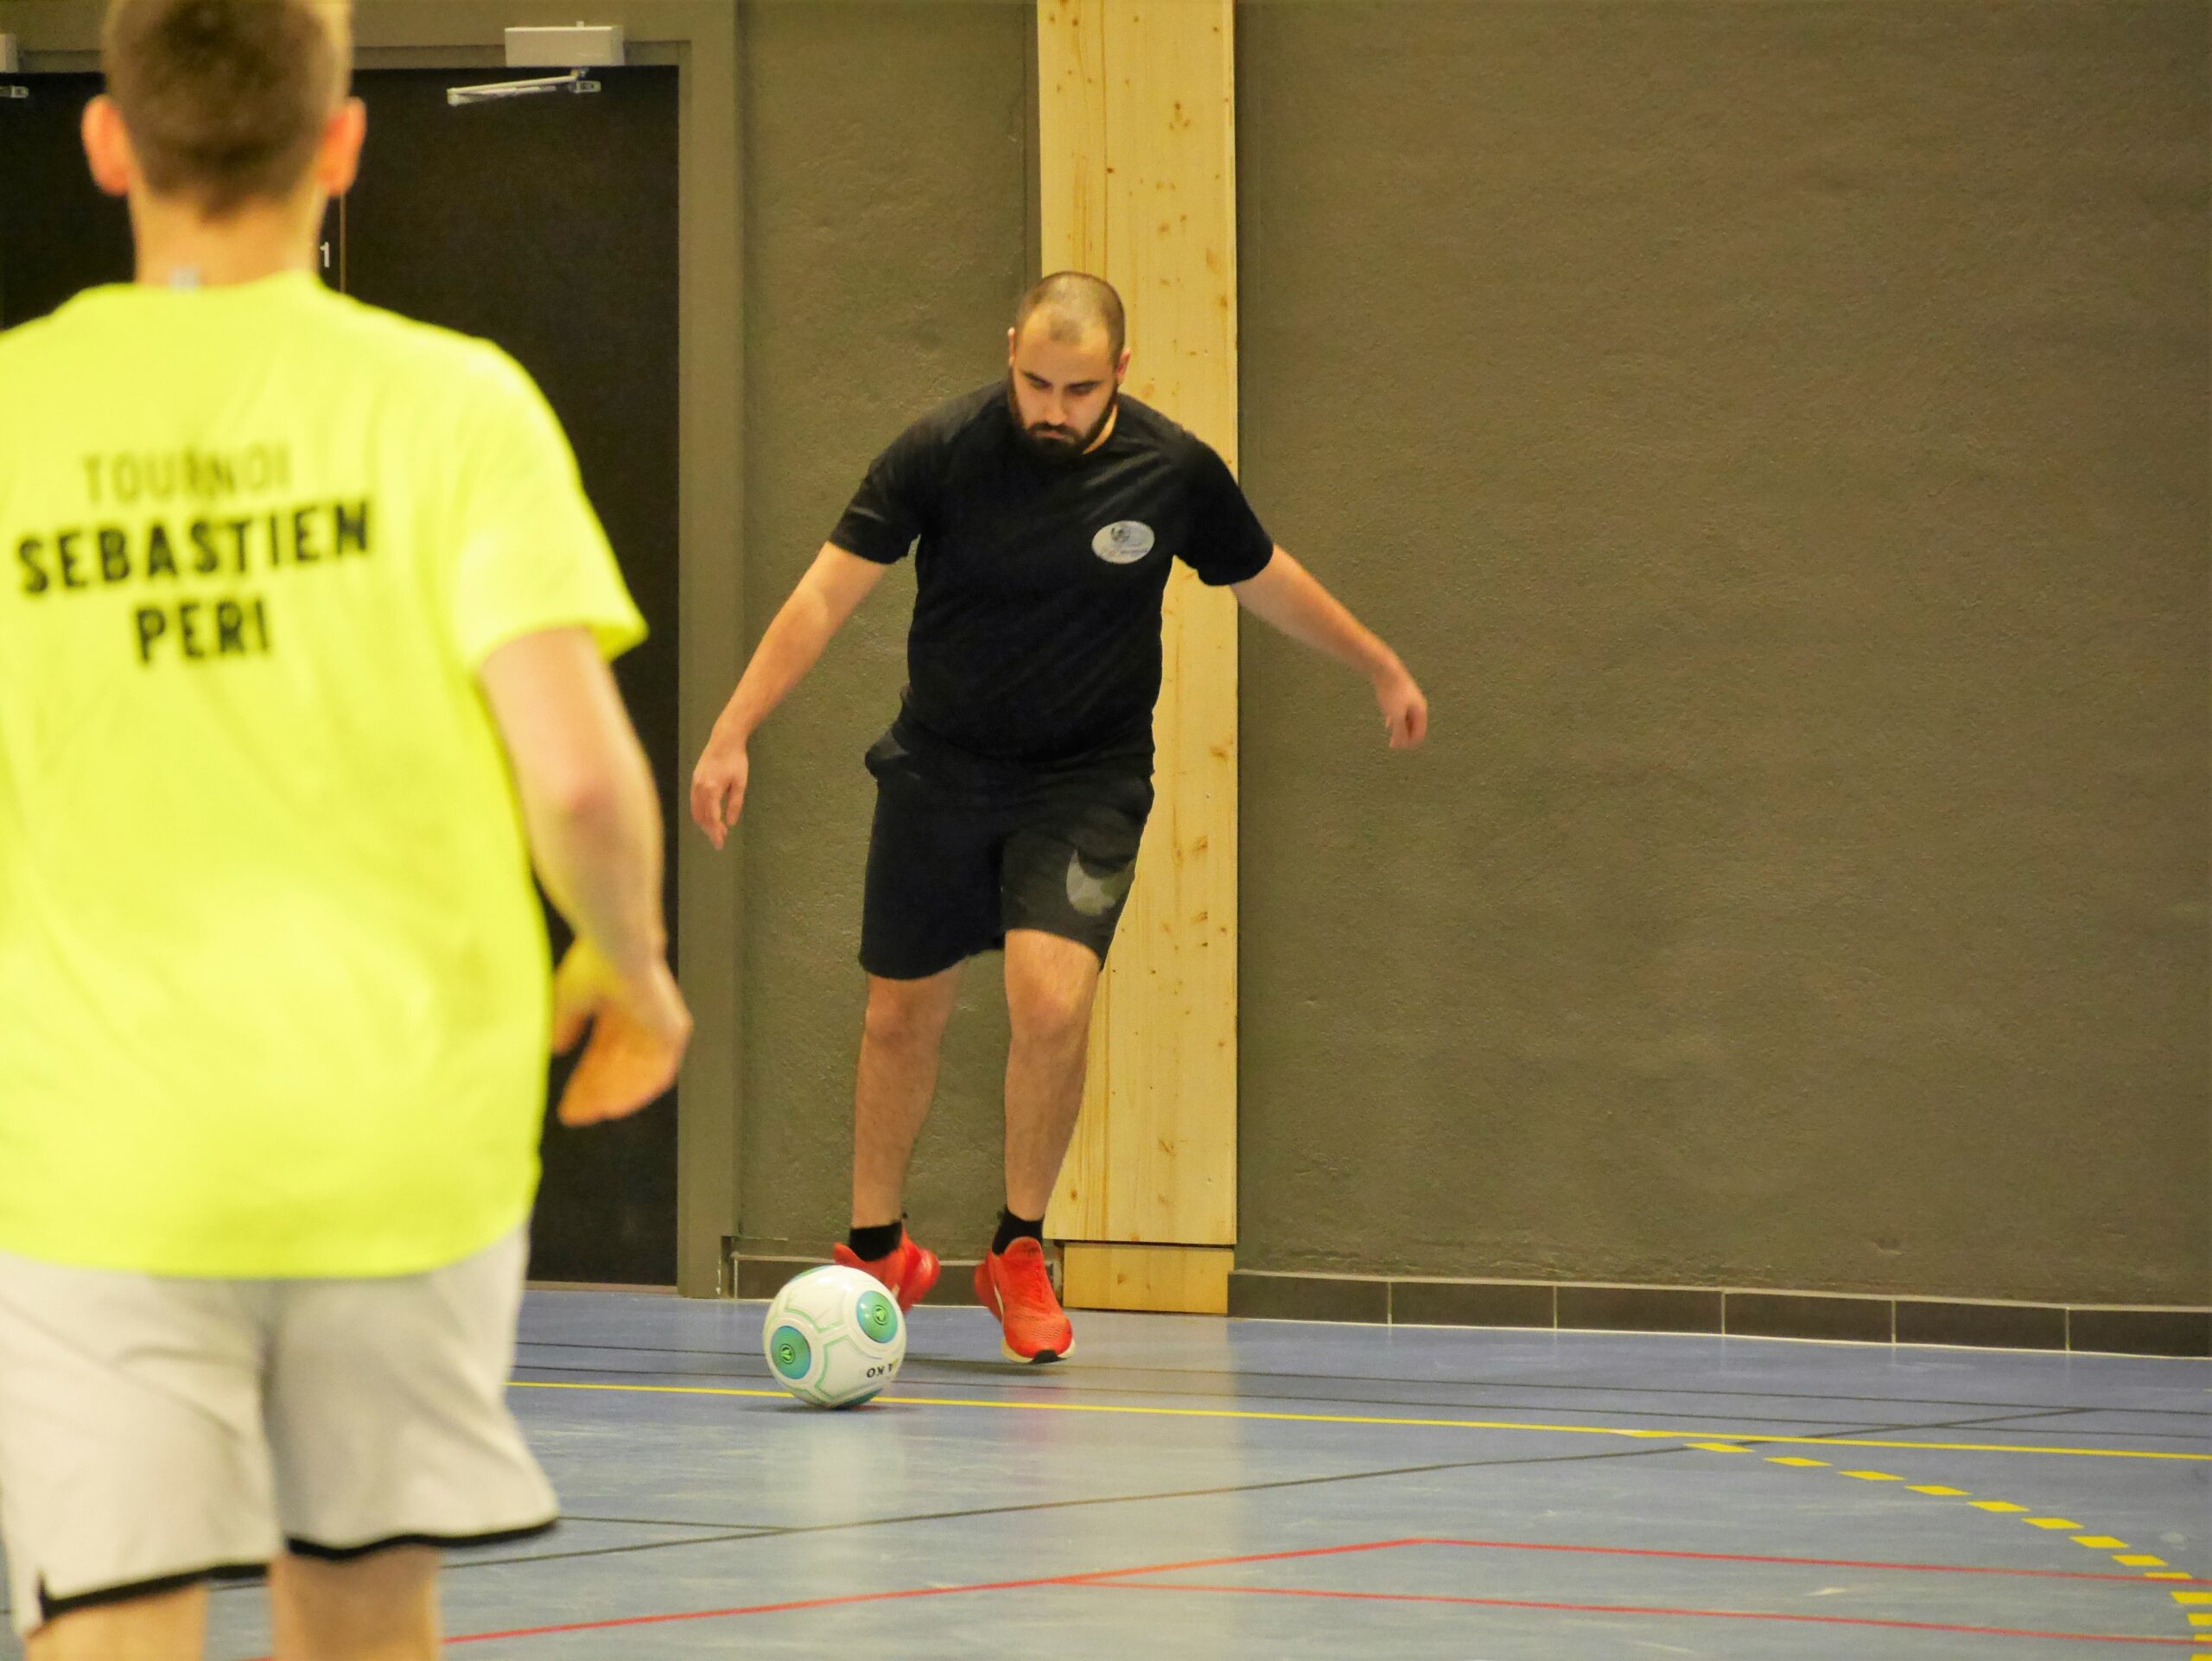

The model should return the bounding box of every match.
[735,1,1031,1263]
[1235,0,2209,1304]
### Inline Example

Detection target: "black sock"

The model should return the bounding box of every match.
[847,1220,905,1261]
[992,1208,1045,1255]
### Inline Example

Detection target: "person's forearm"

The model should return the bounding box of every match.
[1235,550,1402,680]
[714,584,842,743]
[524,740,667,978]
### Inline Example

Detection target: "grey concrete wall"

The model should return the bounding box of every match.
[734,1,1031,1263]
[1235,0,2209,1304]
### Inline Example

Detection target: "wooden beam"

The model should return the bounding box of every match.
[1039,1,1240,1295]
[1062,1243,1232,1315]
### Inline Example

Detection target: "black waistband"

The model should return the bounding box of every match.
[889,710,1153,790]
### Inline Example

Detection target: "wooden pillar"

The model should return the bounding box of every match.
[1038,0,1238,1314]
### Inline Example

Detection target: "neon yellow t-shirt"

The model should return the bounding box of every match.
[0,271,645,1277]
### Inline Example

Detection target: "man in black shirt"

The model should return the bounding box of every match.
[692,273,1426,1362]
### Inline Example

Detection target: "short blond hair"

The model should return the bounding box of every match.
[103,0,350,216]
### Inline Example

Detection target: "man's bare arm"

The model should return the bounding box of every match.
[1232,547,1429,748]
[690,543,890,845]
[482,627,666,976]
[480,627,690,1123]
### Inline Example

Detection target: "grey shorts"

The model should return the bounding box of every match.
[0,1228,556,1638]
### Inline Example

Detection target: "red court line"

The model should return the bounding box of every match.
[440,1539,1423,1645]
[1408,1536,2212,1586]
[448,1572,1104,1645]
[1103,1582,2205,1647]
[406,1533,2209,1649]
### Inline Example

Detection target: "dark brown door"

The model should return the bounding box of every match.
[0,73,138,315]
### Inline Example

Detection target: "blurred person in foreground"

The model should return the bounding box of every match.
[0,3,688,1656]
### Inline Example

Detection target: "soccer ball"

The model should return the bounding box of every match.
[762,1264,906,1408]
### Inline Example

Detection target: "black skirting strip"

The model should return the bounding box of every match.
[1224,1271,2211,1356]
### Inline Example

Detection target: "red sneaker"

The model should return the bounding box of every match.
[974,1238,1073,1363]
[832,1229,940,1312]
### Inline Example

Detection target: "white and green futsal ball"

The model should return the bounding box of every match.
[762,1264,906,1408]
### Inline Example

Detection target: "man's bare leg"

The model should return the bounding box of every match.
[1001,930,1102,1219]
[852,967,963,1229]
[267,1545,438,1661]
[28,1583,206,1661]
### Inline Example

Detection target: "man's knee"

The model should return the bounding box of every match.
[29,1582,207,1661]
[1006,948,1097,1047]
[270,1544,437,1660]
[862,977,957,1053]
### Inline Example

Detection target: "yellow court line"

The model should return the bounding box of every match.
[1750,1448,2185,1601]
[508,1380,2212,1463]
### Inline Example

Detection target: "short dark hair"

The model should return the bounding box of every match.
[1013,271,1126,362]
[103,0,348,217]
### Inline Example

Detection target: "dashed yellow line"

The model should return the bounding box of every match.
[506,1379,2211,1463]
[524,1368,2212,1626]
[529,1364,2212,1645]
[1693,1441,2210,1643]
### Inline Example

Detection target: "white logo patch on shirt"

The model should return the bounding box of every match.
[1090,520,1156,565]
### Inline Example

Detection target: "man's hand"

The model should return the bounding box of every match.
[1376,667,1429,749]
[550,942,692,1126]
[686,544,890,851]
[1232,549,1429,750]
[689,735,749,850]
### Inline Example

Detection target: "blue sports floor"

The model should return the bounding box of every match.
[4,1289,2207,1658]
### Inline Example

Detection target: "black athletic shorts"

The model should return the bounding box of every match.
[859,720,1154,981]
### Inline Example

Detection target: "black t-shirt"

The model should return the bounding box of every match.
[829,385,1274,767]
